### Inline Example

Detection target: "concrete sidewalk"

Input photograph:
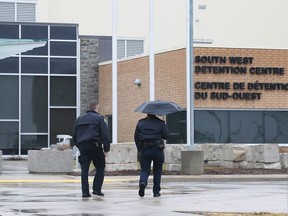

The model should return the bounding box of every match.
[0,160,287,216]
[1,159,288,182]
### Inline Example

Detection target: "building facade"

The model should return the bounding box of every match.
[99,47,288,144]
[0,22,79,155]
[1,0,287,155]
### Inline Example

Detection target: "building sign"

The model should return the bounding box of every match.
[194,56,286,100]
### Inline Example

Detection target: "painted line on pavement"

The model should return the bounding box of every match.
[0,177,138,184]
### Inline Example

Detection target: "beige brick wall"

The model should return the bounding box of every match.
[194,48,288,109]
[99,47,288,143]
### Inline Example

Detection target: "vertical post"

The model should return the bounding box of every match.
[112,0,118,143]
[149,0,155,101]
[186,0,194,145]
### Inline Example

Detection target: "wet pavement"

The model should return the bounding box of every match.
[0,160,287,216]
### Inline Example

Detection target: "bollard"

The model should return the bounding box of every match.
[181,150,204,175]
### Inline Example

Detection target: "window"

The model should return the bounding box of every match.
[50,58,77,74]
[21,57,48,73]
[0,22,78,156]
[50,109,76,145]
[21,76,48,133]
[0,122,19,155]
[0,57,19,73]
[50,76,76,106]
[117,39,144,59]
[21,135,48,154]
[0,76,19,119]
[167,110,288,144]
[166,111,187,144]
[50,41,77,56]
[0,1,36,22]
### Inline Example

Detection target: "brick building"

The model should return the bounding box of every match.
[99,47,288,144]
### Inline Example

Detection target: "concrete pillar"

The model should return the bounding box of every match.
[181,150,204,175]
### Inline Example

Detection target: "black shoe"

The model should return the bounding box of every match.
[92,191,104,196]
[153,193,161,197]
[82,193,91,198]
[138,182,146,197]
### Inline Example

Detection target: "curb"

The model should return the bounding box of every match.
[160,174,288,182]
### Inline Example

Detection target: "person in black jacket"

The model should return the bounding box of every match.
[134,114,169,198]
[73,100,111,198]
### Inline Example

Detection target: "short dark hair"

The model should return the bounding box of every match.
[88,100,99,111]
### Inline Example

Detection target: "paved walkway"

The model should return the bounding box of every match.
[0,160,287,216]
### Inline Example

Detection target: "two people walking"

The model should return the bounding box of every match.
[73,100,169,198]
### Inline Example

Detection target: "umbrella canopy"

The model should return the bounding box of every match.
[134,100,183,115]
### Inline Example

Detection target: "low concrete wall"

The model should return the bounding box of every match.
[199,144,281,169]
[106,143,139,171]
[104,143,286,172]
[0,150,2,173]
[280,153,288,169]
[28,149,73,174]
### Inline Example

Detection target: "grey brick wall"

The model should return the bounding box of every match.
[80,37,99,114]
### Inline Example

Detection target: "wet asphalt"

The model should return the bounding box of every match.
[0,160,287,216]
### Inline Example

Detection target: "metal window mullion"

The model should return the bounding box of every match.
[124,40,127,58]
[47,25,51,147]
[76,37,80,117]
[14,2,17,21]
[18,24,21,155]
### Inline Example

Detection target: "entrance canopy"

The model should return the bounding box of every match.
[0,39,47,60]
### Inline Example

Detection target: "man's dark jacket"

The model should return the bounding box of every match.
[134,115,169,151]
[73,111,111,153]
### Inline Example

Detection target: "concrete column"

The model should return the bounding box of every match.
[181,150,204,175]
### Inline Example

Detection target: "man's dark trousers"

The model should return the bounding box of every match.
[78,143,105,195]
[139,147,164,194]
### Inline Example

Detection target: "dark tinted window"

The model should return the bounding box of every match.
[0,76,19,119]
[0,122,19,155]
[50,58,76,74]
[50,108,76,144]
[170,110,287,144]
[264,111,288,143]
[166,111,187,144]
[50,26,77,40]
[21,57,48,73]
[21,25,48,40]
[21,76,48,132]
[21,42,48,56]
[0,57,19,73]
[195,110,229,143]
[230,111,264,143]
[50,41,77,56]
[21,135,48,154]
[0,24,19,38]
[50,76,76,106]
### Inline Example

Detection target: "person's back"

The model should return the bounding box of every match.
[134,114,169,197]
[136,118,167,139]
[74,111,110,153]
[73,100,111,198]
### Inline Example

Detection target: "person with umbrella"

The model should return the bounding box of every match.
[134,113,169,197]
[134,100,183,197]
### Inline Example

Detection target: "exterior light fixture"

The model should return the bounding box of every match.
[134,79,141,86]
[198,5,206,10]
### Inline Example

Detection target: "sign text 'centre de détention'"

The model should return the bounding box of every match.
[194,56,286,100]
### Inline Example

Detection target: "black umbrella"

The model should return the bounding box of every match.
[134,100,183,115]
